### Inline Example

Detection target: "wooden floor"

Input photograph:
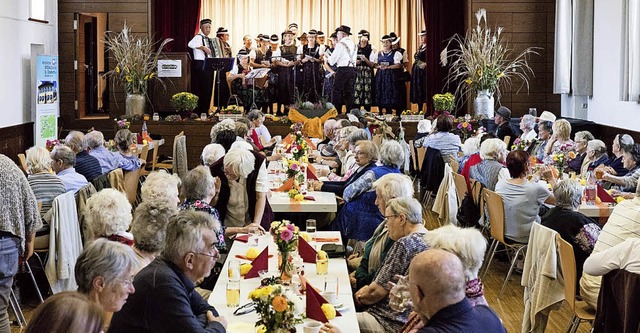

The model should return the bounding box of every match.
[8,205,592,333]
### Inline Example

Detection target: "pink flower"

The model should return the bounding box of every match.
[290,163,299,171]
[280,229,293,241]
[286,223,295,231]
[457,123,463,129]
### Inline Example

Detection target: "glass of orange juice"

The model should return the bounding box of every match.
[316,252,328,275]
[226,282,240,307]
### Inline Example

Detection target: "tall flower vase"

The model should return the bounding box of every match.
[278,250,294,283]
[473,90,494,119]
[126,94,146,117]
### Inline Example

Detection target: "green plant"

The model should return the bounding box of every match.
[170,92,199,112]
[433,93,455,112]
[441,8,539,105]
[104,24,173,95]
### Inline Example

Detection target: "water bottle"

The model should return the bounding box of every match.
[585,170,597,205]
[142,120,149,136]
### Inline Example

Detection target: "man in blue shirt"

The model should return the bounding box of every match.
[409,249,506,333]
[108,211,227,333]
[51,145,88,193]
[85,130,142,174]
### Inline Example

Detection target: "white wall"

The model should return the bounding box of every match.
[0,0,58,128]
[567,0,640,130]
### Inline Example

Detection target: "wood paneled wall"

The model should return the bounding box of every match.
[58,0,150,134]
[467,0,560,118]
[0,123,34,165]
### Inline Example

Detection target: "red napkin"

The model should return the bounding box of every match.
[303,196,315,201]
[298,237,317,263]
[597,184,615,203]
[235,234,249,243]
[307,164,318,180]
[305,282,342,323]
[244,247,269,279]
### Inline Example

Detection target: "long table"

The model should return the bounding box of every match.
[267,161,337,213]
[208,231,360,333]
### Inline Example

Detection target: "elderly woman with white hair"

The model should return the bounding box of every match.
[567,131,595,175]
[130,200,178,269]
[25,146,66,218]
[321,128,369,181]
[313,140,378,197]
[74,238,137,328]
[354,197,429,332]
[542,179,601,283]
[584,139,609,174]
[209,147,274,230]
[412,119,432,148]
[140,170,181,207]
[64,130,102,181]
[457,136,481,173]
[201,143,226,166]
[84,188,133,245]
[598,134,634,176]
[331,140,405,244]
[518,114,537,142]
[604,143,640,197]
[468,138,509,191]
[350,173,414,291]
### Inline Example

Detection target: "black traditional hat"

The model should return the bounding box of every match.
[357,29,370,38]
[495,106,512,120]
[200,19,212,25]
[419,30,427,36]
[260,33,270,41]
[297,32,307,41]
[307,29,318,36]
[216,27,229,35]
[334,25,352,35]
[380,34,392,42]
[329,32,338,39]
[237,49,249,57]
[288,23,298,29]
[317,31,325,37]
[389,32,400,44]
[255,34,263,40]
[270,34,280,43]
[283,29,294,36]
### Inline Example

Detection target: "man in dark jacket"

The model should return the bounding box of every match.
[494,106,516,148]
[108,211,227,333]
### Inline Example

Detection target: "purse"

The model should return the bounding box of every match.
[321,243,346,258]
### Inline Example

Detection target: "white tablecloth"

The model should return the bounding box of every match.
[208,231,360,333]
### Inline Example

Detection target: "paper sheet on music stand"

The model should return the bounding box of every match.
[246,68,270,79]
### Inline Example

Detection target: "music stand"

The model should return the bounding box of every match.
[208,57,235,111]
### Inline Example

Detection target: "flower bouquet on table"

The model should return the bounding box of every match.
[432,92,455,115]
[114,118,131,129]
[170,92,199,118]
[286,123,310,160]
[269,220,300,281]
[45,139,60,152]
[249,282,304,333]
[511,137,536,151]
[549,143,576,178]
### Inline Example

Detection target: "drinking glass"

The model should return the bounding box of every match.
[389,275,412,312]
[226,282,240,307]
[228,259,241,282]
[316,253,328,275]
[306,219,317,239]
[248,229,260,247]
[528,107,537,117]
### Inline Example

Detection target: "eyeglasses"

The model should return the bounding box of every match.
[194,251,220,260]
[384,214,399,219]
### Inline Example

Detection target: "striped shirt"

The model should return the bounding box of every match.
[75,151,102,181]
[27,173,66,216]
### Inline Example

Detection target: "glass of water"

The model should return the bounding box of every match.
[248,228,260,247]
[389,275,412,312]
[306,219,316,239]
[528,107,537,117]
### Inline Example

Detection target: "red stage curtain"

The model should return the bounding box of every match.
[422,0,465,116]
[154,0,201,53]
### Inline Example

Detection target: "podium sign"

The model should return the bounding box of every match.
[34,55,59,147]
[150,52,191,112]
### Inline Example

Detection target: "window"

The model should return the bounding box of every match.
[29,0,47,23]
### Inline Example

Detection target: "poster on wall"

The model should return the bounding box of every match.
[34,55,59,147]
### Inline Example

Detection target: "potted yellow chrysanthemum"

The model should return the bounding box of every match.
[105,24,172,116]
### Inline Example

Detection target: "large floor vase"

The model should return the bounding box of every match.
[126,93,146,116]
[473,90,494,119]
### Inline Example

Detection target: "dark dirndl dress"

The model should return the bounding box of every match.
[276,45,297,106]
[374,50,402,111]
[410,45,427,105]
[354,44,374,108]
[323,47,337,101]
[300,45,323,102]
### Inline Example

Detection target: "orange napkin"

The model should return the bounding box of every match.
[141,132,154,143]
[307,164,318,180]
[243,247,269,279]
[314,237,340,243]
[298,237,317,263]
[305,138,317,150]
[275,178,294,192]
[282,133,294,146]
[305,282,342,323]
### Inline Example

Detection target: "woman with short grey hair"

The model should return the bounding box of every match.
[585,139,609,174]
[201,143,226,167]
[568,131,595,175]
[130,200,178,269]
[599,134,634,176]
[25,146,66,218]
[518,114,537,141]
[84,188,133,244]
[140,170,181,207]
[75,238,137,318]
[469,138,509,191]
[542,179,601,283]
[330,140,405,245]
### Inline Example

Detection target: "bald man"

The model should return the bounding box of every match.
[409,250,505,333]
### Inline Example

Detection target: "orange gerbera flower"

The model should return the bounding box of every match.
[271,295,288,312]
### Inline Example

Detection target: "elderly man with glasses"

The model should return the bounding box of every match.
[108,210,227,333]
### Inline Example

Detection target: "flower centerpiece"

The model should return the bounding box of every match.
[511,137,536,151]
[170,92,199,115]
[440,9,539,118]
[45,139,60,152]
[114,118,131,129]
[104,24,172,116]
[432,93,455,116]
[249,283,304,333]
[456,120,473,141]
[550,143,576,178]
[287,122,310,161]
[269,220,299,281]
